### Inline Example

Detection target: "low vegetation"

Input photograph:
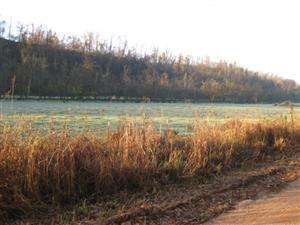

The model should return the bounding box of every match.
[0,112,299,220]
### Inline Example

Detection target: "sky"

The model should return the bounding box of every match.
[1,0,300,83]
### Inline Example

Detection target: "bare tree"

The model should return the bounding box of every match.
[0,19,6,38]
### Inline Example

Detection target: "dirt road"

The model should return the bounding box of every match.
[82,154,300,225]
[205,178,300,225]
[12,154,300,224]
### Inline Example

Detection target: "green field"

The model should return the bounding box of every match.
[0,100,297,133]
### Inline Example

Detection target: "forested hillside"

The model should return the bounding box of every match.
[0,22,299,102]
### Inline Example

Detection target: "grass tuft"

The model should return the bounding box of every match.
[0,115,299,220]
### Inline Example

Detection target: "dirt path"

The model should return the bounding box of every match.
[81,153,300,225]
[8,154,300,224]
[205,178,300,225]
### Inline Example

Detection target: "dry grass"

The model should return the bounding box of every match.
[0,114,299,220]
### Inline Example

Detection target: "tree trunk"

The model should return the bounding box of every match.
[26,77,32,97]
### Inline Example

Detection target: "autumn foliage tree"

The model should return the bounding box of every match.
[0,19,299,102]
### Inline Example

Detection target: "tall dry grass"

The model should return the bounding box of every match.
[0,115,299,219]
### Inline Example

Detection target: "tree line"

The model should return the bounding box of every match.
[0,19,299,102]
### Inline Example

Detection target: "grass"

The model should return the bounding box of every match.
[1,100,298,133]
[0,112,299,221]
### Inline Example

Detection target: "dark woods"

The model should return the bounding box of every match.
[0,19,299,102]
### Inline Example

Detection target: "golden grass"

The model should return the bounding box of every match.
[0,115,299,220]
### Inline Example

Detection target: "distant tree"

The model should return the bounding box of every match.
[201,79,223,101]
[0,21,299,102]
[0,19,6,38]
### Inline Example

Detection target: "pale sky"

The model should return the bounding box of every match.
[1,0,300,83]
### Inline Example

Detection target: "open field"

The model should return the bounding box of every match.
[1,100,299,132]
[1,1,300,224]
[0,102,300,223]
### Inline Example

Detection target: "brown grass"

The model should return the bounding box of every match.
[0,115,299,220]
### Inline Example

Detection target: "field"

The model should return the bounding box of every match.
[1,100,300,223]
[0,100,297,132]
